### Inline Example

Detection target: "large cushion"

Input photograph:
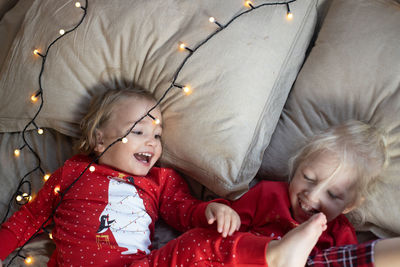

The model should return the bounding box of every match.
[258,0,400,236]
[0,0,318,199]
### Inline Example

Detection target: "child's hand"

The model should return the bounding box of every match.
[205,202,241,237]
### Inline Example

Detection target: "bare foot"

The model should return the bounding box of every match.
[266,212,327,267]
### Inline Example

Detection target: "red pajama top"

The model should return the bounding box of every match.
[0,155,222,266]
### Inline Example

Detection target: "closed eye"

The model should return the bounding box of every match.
[131,131,143,135]
[303,175,314,182]
[328,191,339,199]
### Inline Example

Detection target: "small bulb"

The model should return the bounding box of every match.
[75,2,81,7]
[153,118,161,125]
[179,43,186,50]
[14,149,21,157]
[209,17,215,23]
[287,12,293,20]
[25,256,33,265]
[44,174,51,181]
[183,86,192,95]
[37,128,44,135]
[33,49,40,55]
[54,186,61,194]
[59,29,65,35]
[89,166,95,172]
[49,233,53,239]
[31,94,39,103]
[22,193,29,198]
[245,1,254,8]
[122,137,128,143]
[16,195,23,202]
[28,196,33,202]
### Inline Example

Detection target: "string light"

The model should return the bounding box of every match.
[75,2,81,8]
[178,42,193,53]
[30,91,41,103]
[54,186,61,194]
[14,144,26,157]
[286,3,293,20]
[122,137,128,143]
[89,166,95,172]
[32,121,44,135]
[245,1,255,9]
[24,256,33,265]
[43,174,51,181]
[59,29,65,35]
[209,17,224,29]
[147,114,161,125]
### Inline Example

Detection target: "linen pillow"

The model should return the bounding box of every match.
[0,0,318,199]
[258,0,400,236]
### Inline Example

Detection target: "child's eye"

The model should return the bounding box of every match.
[328,191,339,199]
[155,134,162,139]
[303,175,314,182]
[131,131,143,135]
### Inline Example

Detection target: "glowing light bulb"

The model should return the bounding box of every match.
[22,193,29,198]
[33,49,40,55]
[287,12,293,20]
[54,186,61,194]
[25,256,33,265]
[31,94,39,103]
[14,149,21,157]
[89,166,95,172]
[28,196,33,202]
[245,1,254,8]
[122,137,128,143]
[209,17,215,23]
[16,195,23,202]
[59,29,65,35]
[49,233,53,239]
[153,118,161,125]
[183,86,192,95]
[179,43,186,50]
[44,174,51,181]
[37,128,44,135]
[75,2,81,7]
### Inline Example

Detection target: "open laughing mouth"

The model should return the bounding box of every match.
[134,152,152,164]
[298,198,319,217]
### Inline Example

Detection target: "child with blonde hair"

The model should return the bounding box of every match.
[0,85,240,266]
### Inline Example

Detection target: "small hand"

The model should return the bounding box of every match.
[205,202,241,237]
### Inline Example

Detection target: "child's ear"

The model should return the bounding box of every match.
[342,197,365,214]
[94,129,105,153]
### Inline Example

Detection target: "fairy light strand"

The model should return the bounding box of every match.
[3,0,297,265]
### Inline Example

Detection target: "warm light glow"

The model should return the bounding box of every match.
[245,1,254,8]
[43,174,50,182]
[179,43,186,50]
[33,49,40,55]
[59,29,65,35]
[89,166,95,172]
[183,86,192,95]
[14,149,21,157]
[28,196,33,202]
[49,233,53,239]
[122,137,128,143]
[153,118,161,125]
[75,2,81,7]
[22,193,29,198]
[25,256,33,265]
[287,12,293,20]
[54,186,61,194]
[209,17,215,23]
[16,195,23,202]
[37,128,44,135]
[31,94,39,103]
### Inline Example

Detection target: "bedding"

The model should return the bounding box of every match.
[258,0,400,238]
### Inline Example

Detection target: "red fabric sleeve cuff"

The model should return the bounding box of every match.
[0,228,19,260]
[235,233,271,266]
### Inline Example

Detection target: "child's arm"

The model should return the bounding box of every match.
[205,202,241,237]
[0,168,63,260]
[158,168,237,234]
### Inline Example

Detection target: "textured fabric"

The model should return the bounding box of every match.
[307,240,376,267]
[0,0,318,199]
[231,181,358,254]
[0,155,226,266]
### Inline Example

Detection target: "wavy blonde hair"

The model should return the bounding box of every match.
[288,120,389,208]
[77,86,156,155]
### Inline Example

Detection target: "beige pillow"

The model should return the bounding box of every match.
[0,0,318,199]
[258,0,400,237]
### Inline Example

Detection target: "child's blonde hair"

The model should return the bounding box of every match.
[288,120,389,207]
[77,86,156,155]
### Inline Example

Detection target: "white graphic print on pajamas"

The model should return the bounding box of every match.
[98,177,152,254]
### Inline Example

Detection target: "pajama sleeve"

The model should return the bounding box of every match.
[157,168,229,232]
[0,168,63,260]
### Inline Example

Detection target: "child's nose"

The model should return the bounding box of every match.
[305,187,322,205]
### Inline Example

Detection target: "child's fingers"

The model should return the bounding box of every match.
[205,207,216,224]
